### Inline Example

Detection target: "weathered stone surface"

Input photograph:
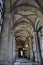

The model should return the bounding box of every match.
[0,14,15,62]
[5,0,10,13]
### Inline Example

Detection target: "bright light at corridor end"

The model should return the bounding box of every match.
[25,44,28,47]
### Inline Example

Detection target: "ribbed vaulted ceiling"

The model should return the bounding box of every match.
[10,0,43,45]
[14,11,38,44]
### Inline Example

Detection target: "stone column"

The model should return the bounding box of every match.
[33,32,37,62]
[0,14,11,61]
[8,14,14,62]
[8,14,16,63]
[0,13,16,63]
[40,36,43,59]
[39,28,43,63]
[33,32,41,62]
[13,36,16,60]
[5,0,11,13]
[29,38,33,61]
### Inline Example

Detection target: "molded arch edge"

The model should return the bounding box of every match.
[14,17,34,28]
[11,4,41,14]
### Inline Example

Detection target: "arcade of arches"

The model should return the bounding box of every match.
[0,0,43,65]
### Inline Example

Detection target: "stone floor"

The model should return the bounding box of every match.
[13,58,38,65]
[0,58,41,65]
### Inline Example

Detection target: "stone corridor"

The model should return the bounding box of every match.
[0,0,43,65]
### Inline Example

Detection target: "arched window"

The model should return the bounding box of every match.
[0,0,4,34]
